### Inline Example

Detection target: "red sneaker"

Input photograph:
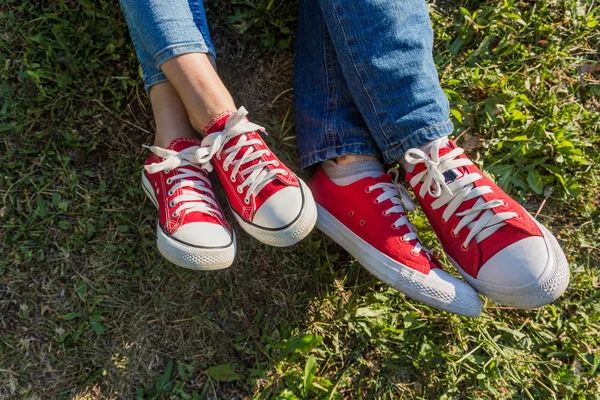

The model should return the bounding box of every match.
[142,138,235,270]
[404,138,570,308]
[196,107,317,247]
[309,166,482,317]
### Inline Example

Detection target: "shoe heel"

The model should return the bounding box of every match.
[141,171,159,209]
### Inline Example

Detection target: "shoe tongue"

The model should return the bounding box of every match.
[202,109,284,196]
[203,110,237,136]
[410,140,465,185]
[410,141,479,214]
[437,144,465,184]
[164,139,209,195]
[167,137,203,152]
[375,173,393,184]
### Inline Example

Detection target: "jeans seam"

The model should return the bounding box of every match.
[189,0,214,57]
[329,0,388,141]
[324,21,337,151]
[382,119,452,156]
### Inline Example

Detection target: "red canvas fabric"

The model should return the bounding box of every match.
[406,140,542,278]
[309,167,442,275]
[143,138,229,235]
[203,112,299,222]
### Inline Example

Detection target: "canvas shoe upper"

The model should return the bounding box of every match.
[404,138,570,308]
[310,166,482,317]
[196,107,316,247]
[142,138,235,270]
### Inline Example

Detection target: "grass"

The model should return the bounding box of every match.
[0,0,599,398]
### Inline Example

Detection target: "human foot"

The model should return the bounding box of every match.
[403,138,570,308]
[309,160,482,317]
[142,138,235,270]
[196,107,317,247]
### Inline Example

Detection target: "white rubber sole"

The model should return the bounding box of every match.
[449,221,570,309]
[233,179,317,247]
[142,172,236,271]
[315,204,482,317]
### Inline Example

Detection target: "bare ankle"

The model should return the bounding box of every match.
[189,115,206,135]
[154,129,197,148]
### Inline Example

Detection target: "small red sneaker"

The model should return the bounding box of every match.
[309,166,482,317]
[404,138,570,308]
[142,138,235,270]
[196,107,317,247]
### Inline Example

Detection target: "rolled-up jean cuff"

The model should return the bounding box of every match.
[144,42,217,93]
[154,41,216,67]
[144,72,169,93]
[381,119,454,163]
[300,142,380,169]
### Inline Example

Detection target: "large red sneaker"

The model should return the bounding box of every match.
[142,138,235,270]
[404,138,570,308]
[309,166,482,317]
[195,107,317,247]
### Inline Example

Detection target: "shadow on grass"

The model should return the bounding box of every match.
[2,0,599,399]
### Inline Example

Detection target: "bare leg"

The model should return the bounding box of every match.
[150,81,197,148]
[160,53,236,133]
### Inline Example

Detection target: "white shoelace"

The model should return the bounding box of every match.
[405,138,518,248]
[144,145,223,219]
[195,107,287,204]
[369,168,430,257]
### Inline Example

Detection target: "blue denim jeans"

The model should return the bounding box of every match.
[294,0,454,167]
[119,0,452,163]
[118,0,216,92]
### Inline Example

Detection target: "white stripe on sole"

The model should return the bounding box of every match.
[315,204,481,317]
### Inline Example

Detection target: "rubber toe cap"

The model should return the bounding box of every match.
[171,222,232,248]
[253,186,303,229]
[477,236,549,288]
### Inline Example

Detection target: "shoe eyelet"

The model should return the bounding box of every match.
[168,190,173,196]
[166,178,172,184]
[410,249,419,256]
[244,198,250,204]
[266,151,271,156]
[391,225,400,230]
[171,212,179,218]
[282,170,288,175]
[400,236,408,242]
[348,211,354,217]
[373,199,380,204]
[216,154,221,160]
[365,187,372,193]
[274,160,280,166]
[461,244,469,251]
[451,230,459,238]
[382,211,390,217]
[237,187,243,193]
[223,166,228,172]
[230,175,236,182]
[169,201,175,208]
[360,220,366,226]
[165,169,171,174]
